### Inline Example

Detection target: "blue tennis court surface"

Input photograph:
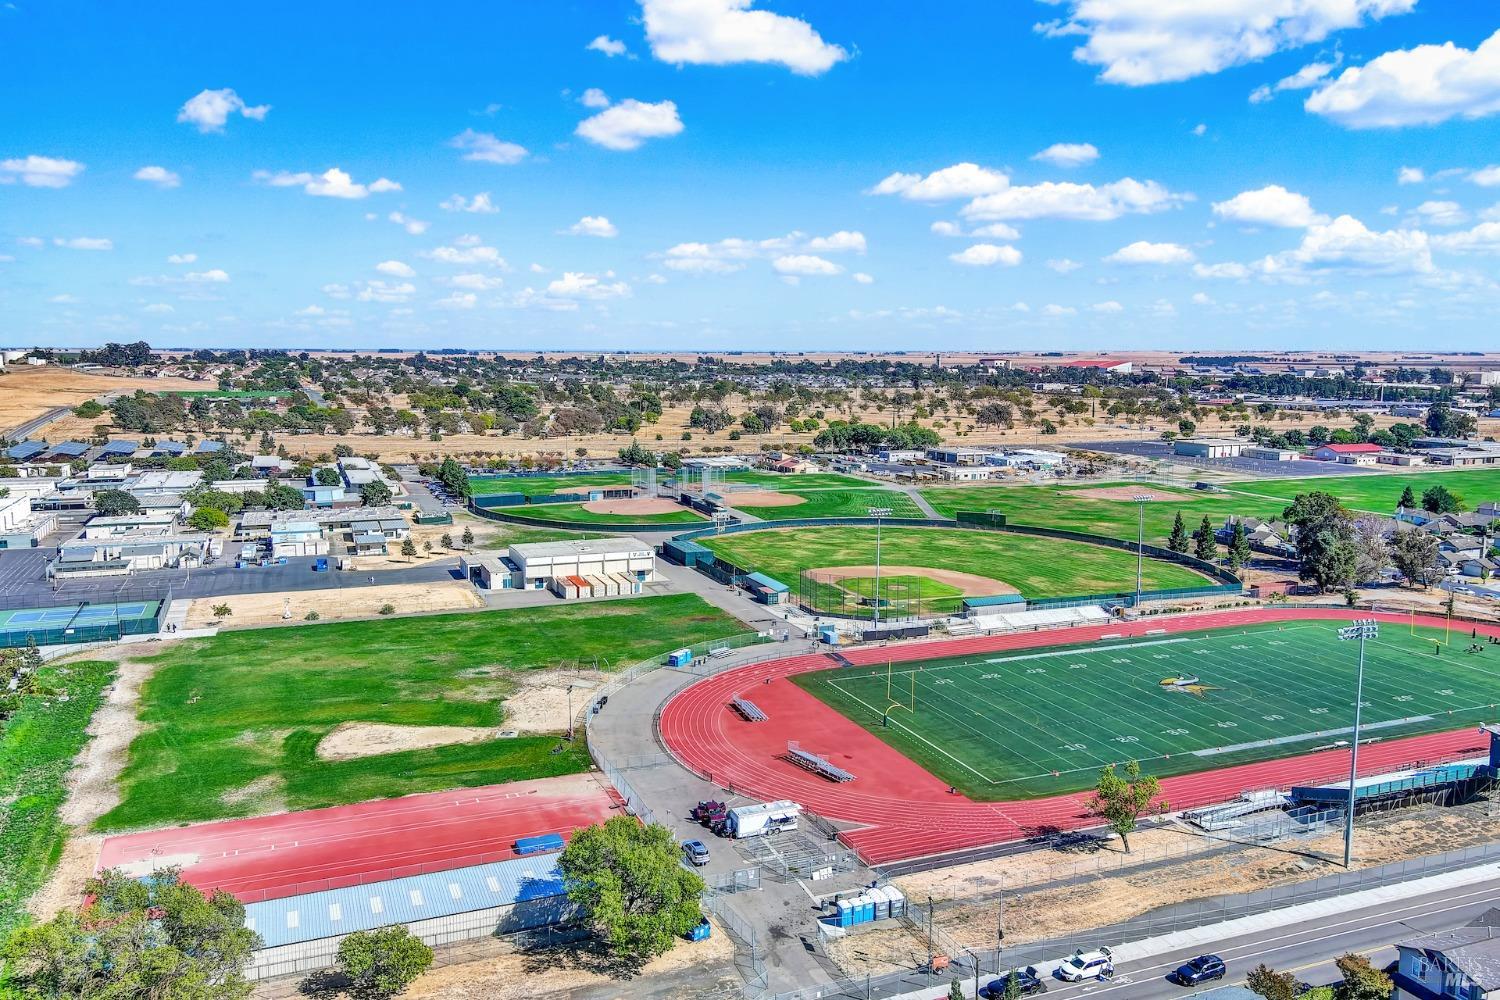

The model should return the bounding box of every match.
[0,601,160,628]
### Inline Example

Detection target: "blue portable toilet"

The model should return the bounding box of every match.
[689,917,712,941]
[667,648,694,668]
[858,894,875,924]
[819,626,838,645]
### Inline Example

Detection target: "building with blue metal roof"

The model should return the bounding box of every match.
[100,439,138,456]
[194,440,224,454]
[153,440,186,456]
[244,852,574,981]
[46,441,89,458]
[6,441,46,461]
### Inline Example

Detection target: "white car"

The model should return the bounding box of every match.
[1056,948,1114,983]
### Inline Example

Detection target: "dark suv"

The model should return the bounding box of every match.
[979,969,1048,998]
[1172,955,1227,986]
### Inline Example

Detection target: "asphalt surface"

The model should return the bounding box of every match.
[4,403,73,441]
[1070,440,1379,479]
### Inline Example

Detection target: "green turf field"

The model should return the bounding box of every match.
[521,501,707,525]
[922,482,1290,547]
[731,487,923,520]
[698,525,1209,597]
[721,471,874,489]
[468,472,634,497]
[1227,469,1500,514]
[99,595,743,831]
[794,619,1500,799]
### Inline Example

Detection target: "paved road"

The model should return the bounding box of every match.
[5,404,73,442]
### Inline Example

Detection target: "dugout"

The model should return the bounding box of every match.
[743,572,791,605]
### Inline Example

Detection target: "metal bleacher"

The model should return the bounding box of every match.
[787,741,855,783]
[731,697,768,722]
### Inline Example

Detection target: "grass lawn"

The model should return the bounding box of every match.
[721,471,874,489]
[468,472,634,498]
[793,619,1500,799]
[733,487,923,521]
[0,659,115,939]
[838,574,964,602]
[481,524,610,547]
[524,502,707,525]
[1227,469,1500,513]
[98,595,744,832]
[699,525,1209,597]
[922,482,1290,546]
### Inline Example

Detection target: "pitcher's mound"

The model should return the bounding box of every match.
[581,498,683,515]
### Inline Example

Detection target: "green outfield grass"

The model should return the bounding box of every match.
[922,482,1290,546]
[1228,469,1500,513]
[721,471,874,489]
[521,501,707,525]
[793,619,1499,799]
[0,660,115,939]
[732,487,923,520]
[838,574,965,602]
[699,525,1209,597]
[468,472,634,497]
[99,595,743,832]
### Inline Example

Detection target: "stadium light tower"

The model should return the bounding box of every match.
[868,506,894,627]
[1131,495,1154,607]
[1337,618,1378,868]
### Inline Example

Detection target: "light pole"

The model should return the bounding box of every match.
[565,683,575,741]
[868,506,893,627]
[1131,495,1154,607]
[1337,619,1377,868]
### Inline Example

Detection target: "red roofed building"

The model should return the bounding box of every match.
[1311,442,1385,464]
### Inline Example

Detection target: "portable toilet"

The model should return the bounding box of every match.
[667,648,693,668]
[835,898,855,928]
[869,887,890,920]
[883,885,906,919]
[858,893,875,924]
[819,625,838,645]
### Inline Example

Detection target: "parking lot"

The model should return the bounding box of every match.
[1071,439,1380,478]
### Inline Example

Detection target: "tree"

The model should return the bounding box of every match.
[263,483,306,510]
[1284,492,1358,592]
[948,979,964,1000]
[3,867,260,1000]
[400,537,417,558]
[461,526,474,546]
[1167,512,1189,553]
[187,507,230,531]
[315,467,342,486]
[440,532,453,549]
[335,926,433,1000]
[1398,485,1416,511]
[1421,485,1465,514]
[436,456,470,499]
[1227,520,1252,572]
[559,816,706,966]
[1391,528,1439,588]
[1247,964,1301,1000]
[976,402,1014,428]
[361,480,394,507]
[618,440,656,466]
[1333,953,1392,1000]
[92,488,142,517]
[1193,515,1218,562]
[1351,517,1390,583]
[1087,760,1165,853]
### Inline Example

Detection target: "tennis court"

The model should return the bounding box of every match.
[793,619,1500,799]
[0,600,162,646]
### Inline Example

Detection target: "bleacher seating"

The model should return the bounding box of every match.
[731,697,767,722]
[787,743,855,782]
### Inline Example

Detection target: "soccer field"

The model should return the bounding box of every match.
[793,619,1500,799]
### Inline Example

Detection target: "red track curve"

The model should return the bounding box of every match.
[658,608,1498,866]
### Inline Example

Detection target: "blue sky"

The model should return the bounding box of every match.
[4,0,1500,351]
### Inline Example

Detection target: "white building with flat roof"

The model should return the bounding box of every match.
[509,537,656,592]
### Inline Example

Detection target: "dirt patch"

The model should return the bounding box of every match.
[316,722,502,761]
[26,833,102,924]
[0,365,203,435]
[499,670,603,733]
[184,581,483,629]
[1072,486,1191,502]
[807,564,1018,596]
[726,489,807,507]
[580,497,683,515]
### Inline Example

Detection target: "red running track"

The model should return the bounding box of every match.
[658,608,1498,867]
[97,773,623,902]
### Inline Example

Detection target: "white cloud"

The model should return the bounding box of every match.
[1306,29,1500,128]
[547,271,631,299]
[49,294,79,304]
[444,273,505,291]
[962,178,1186,222]
[1469,166,1500,187]
[1434,221,1500,254]
[0,155,84,188]
[1258,214,1433,277]
[323,283,351,299]
[294,305,325,316]
[357,280,415,303]
[1040,0,1415,86]
[949,243,1022,267]
[1194,261,1253,279]
[1032,142,1099,168]
[424,240,509,268]
[869,162,1008,201]
[1192,123,1208,136]
[143,303,175,314]
[435,292,478,309]
[567,215,619,238]
[388,211,429,235]
[1398,166,1426,184]
[176,88,270,132]
[166,253,197,264]
[449,129,529,165]
[53,236,113,251]
[1042,303,1076,317]
[440,192,498,214]
[1411,200,1468,227]
[852,272,874,284]
[661,230,865,273]
[16,237,44,248]
[1091,300,1124,313]
[1105,241,1195,265]
[772,254,843,276]
[376,260,416,277]
[253,167,401,199]
[641,0,846,76]
[1212,184,1328,228]
[133,165,180,189]
[806,230,866,253]
[580,87,612,109]
[1249,58,1340,102]
[587,35,628,57]
[576,99,683,150]
[930,221,963,237]
[185,268,229,283]
[1191,292,1214,305]
[931,220,1022,240]
[1047,258,1082,273]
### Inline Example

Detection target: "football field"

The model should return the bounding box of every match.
[793,619,1500,799]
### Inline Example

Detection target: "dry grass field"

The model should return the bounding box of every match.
[0,366,203,435]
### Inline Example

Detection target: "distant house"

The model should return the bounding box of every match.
[1310,443,1384,463]
[1393,915,1500,1000]
[1218,516,1296,558]
[250,455,296,477]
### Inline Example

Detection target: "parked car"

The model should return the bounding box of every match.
[979,969,1048,998]
[682,840,710,866]
[1056,948,1114,982]
[691,800,726,825]
[1172,955,1226,986]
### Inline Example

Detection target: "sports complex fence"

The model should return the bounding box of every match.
[0,584,173,649]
